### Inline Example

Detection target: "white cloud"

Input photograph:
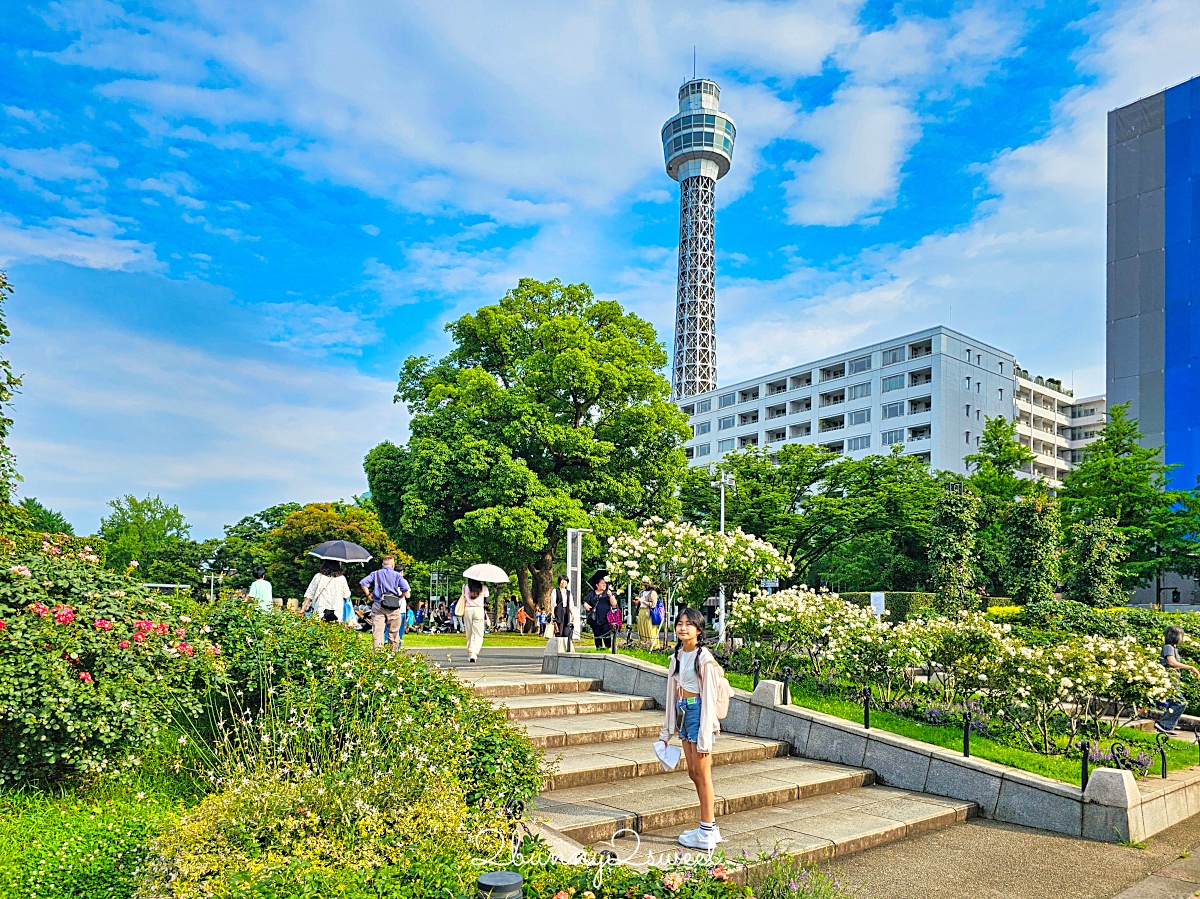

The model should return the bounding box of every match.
[125,172,206,208]
[259,301,380,355]
[784,85,920,226]
[9,315,407,536]
[0,211,158,270]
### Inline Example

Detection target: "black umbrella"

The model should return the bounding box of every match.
[588,569,610,589]
[308,540,373,563]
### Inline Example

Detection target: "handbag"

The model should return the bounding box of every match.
[380,592,403,611]
[606,608,623,627]
[454,593,466,617]
[650,598,664,626]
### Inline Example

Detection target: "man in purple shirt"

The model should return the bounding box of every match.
[360,556,411,651]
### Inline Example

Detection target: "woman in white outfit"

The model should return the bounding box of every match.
[300,560,351,623]
[460,577,489,662]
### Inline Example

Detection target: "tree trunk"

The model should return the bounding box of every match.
[531,549,555,613]
[516,567,532,608]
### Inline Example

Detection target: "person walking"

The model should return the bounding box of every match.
[636,580,662,649]
[657,607,724,850]
[506,597,518,633]
[1158,625,1200,735]
[551,576,573,643]
[301,560,351,623]
[459,577,489,662]
[584,576,618,650]
[360,555,411,652]
[247,566,273,614]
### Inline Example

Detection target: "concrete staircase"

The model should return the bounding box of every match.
[468,671,974,868]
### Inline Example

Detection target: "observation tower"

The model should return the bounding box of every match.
[661,78,736,399]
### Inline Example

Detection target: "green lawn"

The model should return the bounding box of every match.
[601,646,1199,785]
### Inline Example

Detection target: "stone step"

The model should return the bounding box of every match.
[495,691,657,721]
[534,756,874,845]
[611,784,974,871]
[541,733,789,792]
[466,673,603,698]
[522,710,666,750]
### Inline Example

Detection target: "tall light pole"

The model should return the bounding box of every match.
[711,466,735,642]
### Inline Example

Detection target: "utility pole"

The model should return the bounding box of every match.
[711,466,735,643]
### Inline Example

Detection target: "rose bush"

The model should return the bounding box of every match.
[0,538,219,786]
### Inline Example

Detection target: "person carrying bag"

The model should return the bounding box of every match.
[360,556,410,651]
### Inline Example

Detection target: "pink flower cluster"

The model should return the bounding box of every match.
[133,620,170,636]
[53,605,75,625]
[79,671,93,683]
[41,541,62,555]
[208,644,221,656]
[118,640,130,649]
[174,642,194,657]
[9,564,32,577]
[29,602,49,618]
[93,619,114,631]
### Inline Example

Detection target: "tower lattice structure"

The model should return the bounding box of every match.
[662,78,736,399]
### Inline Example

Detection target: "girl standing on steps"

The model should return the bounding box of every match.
[657,606,724,851]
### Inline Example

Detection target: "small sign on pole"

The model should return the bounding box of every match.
[760,578,779,592]
[870,591,886,616]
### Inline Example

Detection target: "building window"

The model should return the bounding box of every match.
[848,408,871,426]
[848,382,871,400]
[882,401,904,419]
[695,420,711,436]
[848,355,871,375]
[882,374,905,392]
[719,393,735,409]
[718,415,734,430]
[847,435,871,451]
[882,346,905,365]
[965,404,971,417]
[717,438,735,452]
[695,443,711,457]
[963,377,971,390]
[998,362,1004,374]
[964,350,972,361]
[998,388,1004,401]
[976,354,982,366]
[977,410,981,421]
[696,399,712,413]
[965,431,971,444]
[882,428,904,445]
[976,382,981,393]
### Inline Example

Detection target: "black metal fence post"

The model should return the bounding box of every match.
[863,686,871,730]
[963,710,971,758]
[781,667,792,706]
[753,658,761,689]
[1158,733,1170,779]
[1080,740,1090,790]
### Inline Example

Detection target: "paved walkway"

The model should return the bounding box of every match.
[820,811,1200,899]
[407,643,545,671]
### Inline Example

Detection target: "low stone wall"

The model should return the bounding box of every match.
[543,645,1200,843]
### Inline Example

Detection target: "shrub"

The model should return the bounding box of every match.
[728,587,858,677]
[0,541,219,786]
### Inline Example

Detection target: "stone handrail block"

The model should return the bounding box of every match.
[544,651,1200,843]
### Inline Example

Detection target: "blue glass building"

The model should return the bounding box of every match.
[1107,75,1200,493]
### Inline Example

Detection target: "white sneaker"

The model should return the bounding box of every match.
[678,826,723,850]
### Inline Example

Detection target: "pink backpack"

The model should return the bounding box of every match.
[680,649,734,720]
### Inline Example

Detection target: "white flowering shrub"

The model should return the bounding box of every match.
[826,604,925,704]
[727,586,858,677]
[605,517,792,606]
[896,611,1010,704]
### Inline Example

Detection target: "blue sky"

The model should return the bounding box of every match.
[3,0,1200,537]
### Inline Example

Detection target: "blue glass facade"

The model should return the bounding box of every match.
[1164,78,1200,492]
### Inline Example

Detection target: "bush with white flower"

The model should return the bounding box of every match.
[604,517,792,607]
[728,586,861,676]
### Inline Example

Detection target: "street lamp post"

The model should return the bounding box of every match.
[711,467,735,643]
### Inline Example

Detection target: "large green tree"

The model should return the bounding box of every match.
[965,415,1041,595]
[1003,495,1060,604]
[98,494,213,589]
[680,444,941,586]
[927,487,981,614]
[1063,516,1129,607]
[211,501,302,589]
[1060,404,1200,586]
[366,279,689,609]
[18,497,74,535]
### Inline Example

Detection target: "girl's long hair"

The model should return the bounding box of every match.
[671,606,707,677]
[467,578,484,599]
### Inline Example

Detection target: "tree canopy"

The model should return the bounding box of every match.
[18,497,74,535]
[365,278,689,608]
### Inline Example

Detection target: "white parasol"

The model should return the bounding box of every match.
[462,563,511,583]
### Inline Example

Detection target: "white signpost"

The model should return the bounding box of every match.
[566,527,590,645]
[870,591,886,616]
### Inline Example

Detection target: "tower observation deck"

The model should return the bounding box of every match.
[662,78,736,399]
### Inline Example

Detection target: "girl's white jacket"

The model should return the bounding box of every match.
[658,646,722,753]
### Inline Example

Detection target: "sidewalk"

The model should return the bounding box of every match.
[819,810,1200,899]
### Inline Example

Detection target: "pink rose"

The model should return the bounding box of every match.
[94,619,114,631]
[176,642,194,657]
[118,640,130,649]
[208,644,221,656]
[0,620,6,630]
[30,602,49,618]
[133,632,146,643]
[53,605,75,624]
[79,671,93,683]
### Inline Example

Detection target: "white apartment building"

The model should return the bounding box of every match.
[679,326,1017,475]
[678,325,1106,482]
[1012,370,1106,488]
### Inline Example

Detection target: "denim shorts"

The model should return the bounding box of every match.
[677,696,706,744]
